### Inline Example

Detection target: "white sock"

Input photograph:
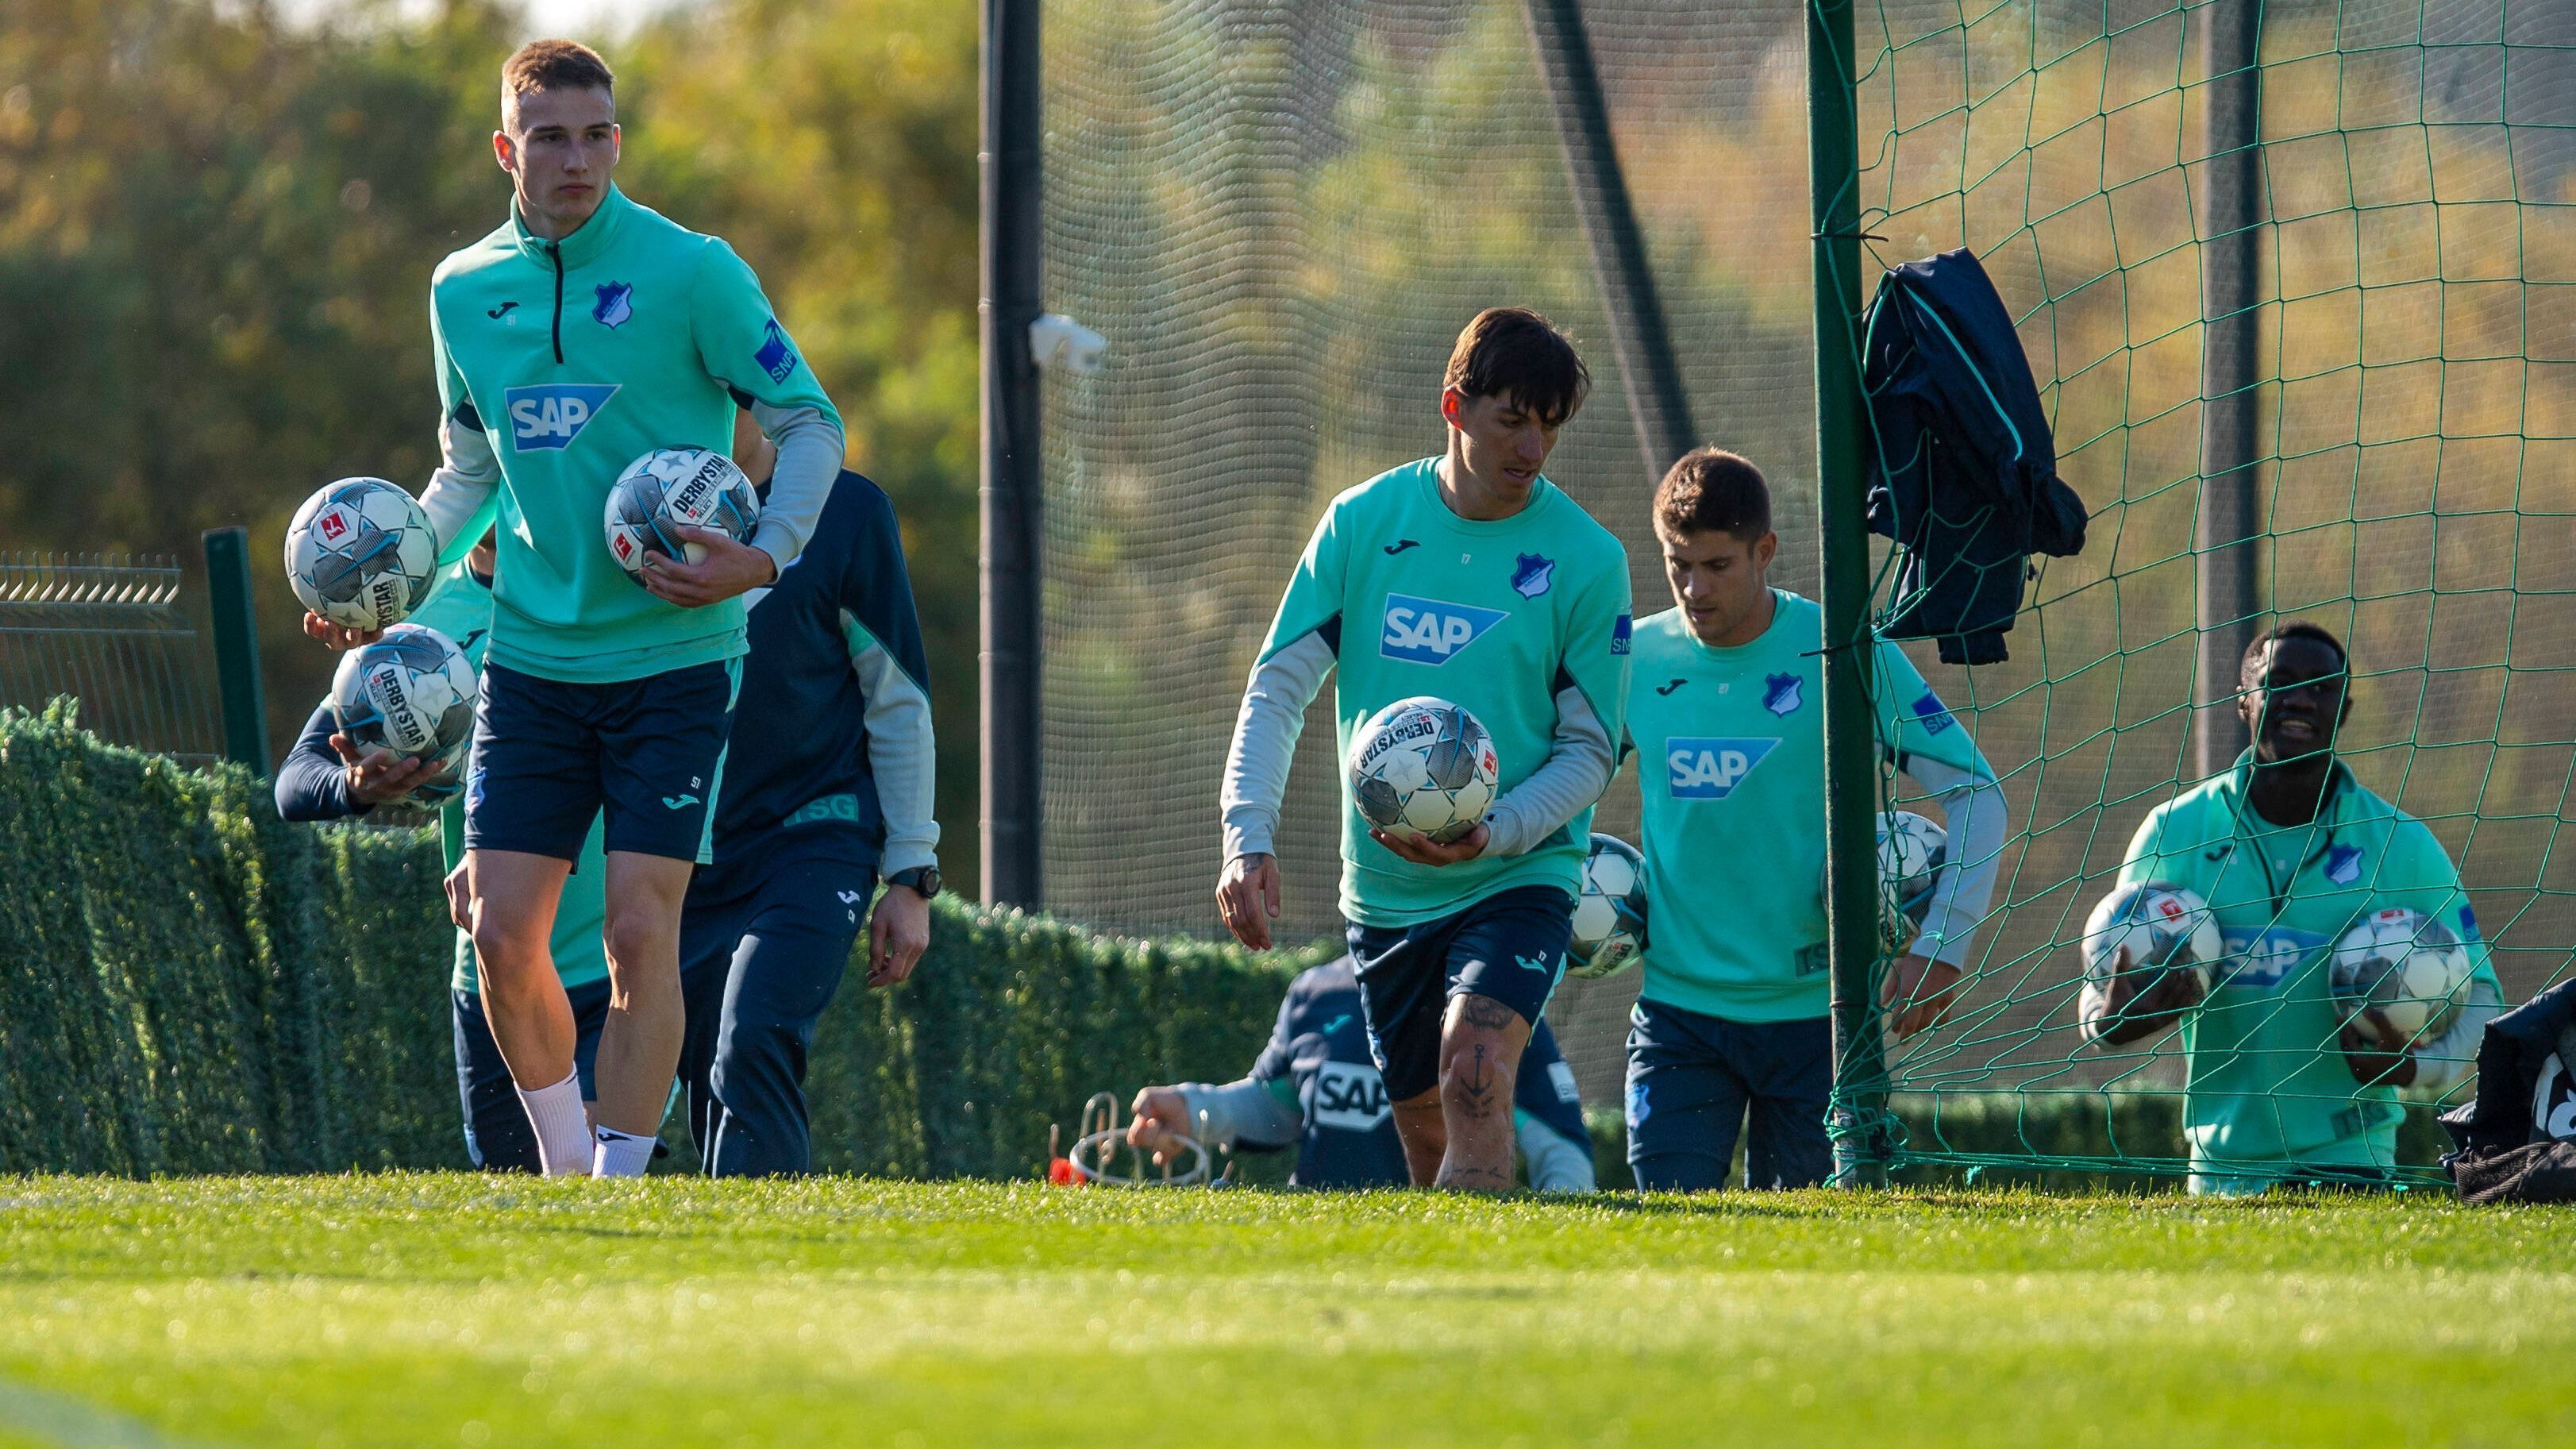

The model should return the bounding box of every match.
[515,1069,593,1177]
[591,1124,658,1178]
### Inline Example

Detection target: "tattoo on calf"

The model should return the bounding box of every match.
[1450,1042,1501,1119]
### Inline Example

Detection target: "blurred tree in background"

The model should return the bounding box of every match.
[0,0,980,885]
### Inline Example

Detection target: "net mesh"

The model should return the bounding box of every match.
[1035,0,2576,1168]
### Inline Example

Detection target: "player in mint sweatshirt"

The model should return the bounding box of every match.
[1219,308,1631,1192]
[306,43,844,1177]
[2082,622,2504,1193]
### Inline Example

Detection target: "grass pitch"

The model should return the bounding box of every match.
[0,1177,2567,1448]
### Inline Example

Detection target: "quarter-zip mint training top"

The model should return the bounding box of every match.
[417,184,843,684]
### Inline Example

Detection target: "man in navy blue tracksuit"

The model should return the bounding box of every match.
[676,414,941,1176]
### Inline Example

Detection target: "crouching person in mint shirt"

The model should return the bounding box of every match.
[276,539,614,1172]
[1217,308,1631,1193]
[1620,450,2006,1190]
[673,414,938,1177]
[2081,622,2505,1195]
[1125,954,1596,1190]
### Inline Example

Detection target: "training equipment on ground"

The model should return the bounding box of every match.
[1053,1093,1214,1188]
[2079,882,2224,1002]
[1566,833,1647,980]
[603,447,761,580]
[1346,697,1497,846]
[285,478,437,630]
[326,623,478,804]
[2329,908,2475,1049]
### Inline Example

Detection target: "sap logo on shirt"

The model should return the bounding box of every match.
[504,383,620,452]
[1313,1060,1392,1131]
[1547,1059,1581,1105]
[755,318,799,383]
[1911,690,1956,736]
[2217,927,2324,989]
[1380,592,1507,665]
[1666,737,1779,799]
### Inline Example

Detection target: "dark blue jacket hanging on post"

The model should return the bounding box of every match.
[1862,247,2089,665]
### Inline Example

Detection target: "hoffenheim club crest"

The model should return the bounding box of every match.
[592,281,634,329]
[2324,844,2364,886]
[1762,672,1803,715]
[1510,553,1555,599]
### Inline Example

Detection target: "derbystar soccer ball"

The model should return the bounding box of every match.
[1817,811,1950,949]
[285,477,437,630]
[1347,696,1498,846]
[327,623,479,804]
[2329,907,2474,1048]
[2080,881,2223,999]
[1566,833,1648,981]
[604,447,760,580]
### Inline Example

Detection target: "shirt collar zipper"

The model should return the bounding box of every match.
[547,241,565,364]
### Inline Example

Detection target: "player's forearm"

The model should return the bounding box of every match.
[1222,634,1333,860]
[274,708,361,822]
[746,403,845,572]
[850,631,941,877]
[1905,760,2007,968]
[1172,1077,1301,1152]
[1481,685,1613,858]
[417,407,499,555]
[1514,1112,1596,1193]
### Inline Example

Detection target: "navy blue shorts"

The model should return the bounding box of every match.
[1346,884,1573,1103]
[452,976,614,1173]
[676,844,874,1177]
[465,659,741,863]
[1625,998,1831,1192]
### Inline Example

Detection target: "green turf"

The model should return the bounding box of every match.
[0,1177,2567,1447]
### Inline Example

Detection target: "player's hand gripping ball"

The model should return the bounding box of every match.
[2329,907,2474,1048]
[605,447,761,581]
[1566,832,1648,980]
[285,478,438,630]
[327,623,479,804]
[1346,696,1497,846]
[2080,881,2224,999]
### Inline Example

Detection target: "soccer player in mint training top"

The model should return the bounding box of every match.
[2082,622,2505,1194]
[276,537,614,1173]
[310,41,845,1177]
[1619,449,2006,1189]
[1218,307,1631,1192]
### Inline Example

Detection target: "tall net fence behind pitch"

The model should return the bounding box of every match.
[0,554,225,766]
[1035,0,1819,1100]
[1846,0,2576,1183]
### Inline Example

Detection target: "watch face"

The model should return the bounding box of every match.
[902,867,942,898]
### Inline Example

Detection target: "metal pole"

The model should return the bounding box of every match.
[1521,0,1700,480]
[201,526,269,775]
[980,0,1045,906]
[1808,0,1887,1188]
[2197,0,2264,774]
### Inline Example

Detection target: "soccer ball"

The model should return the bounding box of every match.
[327,623,479,804]
[1347,696,1498,846]
[2080,881,2224,999]
[1567,833,1648,980]
[284,477,437,630]
[604,447,760,580]
[2329,907,2474,1048]
[1817,811,1949,949]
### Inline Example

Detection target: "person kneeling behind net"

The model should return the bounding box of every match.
[1126,954,1596,1191]
[2081,622,2505,1195]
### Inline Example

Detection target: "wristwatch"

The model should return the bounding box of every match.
[888,865,942,900]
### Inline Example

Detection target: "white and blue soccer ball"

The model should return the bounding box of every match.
[327,623,479,804]
[2080,881,2223,999]
[1346,696,1497,846]
[1566,832,1648,980]
[285,477,437,630]
[2329,907,2475,1047]
[604,447,760,580]
[1817,810,1949,949]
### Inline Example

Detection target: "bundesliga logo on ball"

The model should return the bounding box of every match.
[285,478,439,630]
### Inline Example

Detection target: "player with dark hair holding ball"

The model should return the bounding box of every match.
[1618,448,2005,1191]
[1218,307,1631,1192]
[306,40,845,1177]
[2082,622,2504,1194]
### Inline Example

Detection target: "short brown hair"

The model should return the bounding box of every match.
[502,40,615,127]
[1443,307,1588,427]
[1654,447,1772,542]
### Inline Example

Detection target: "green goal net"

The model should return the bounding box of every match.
[1837,0,2576,1185]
